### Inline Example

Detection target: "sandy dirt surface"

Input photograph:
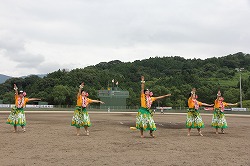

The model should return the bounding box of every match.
[0,111,249,166]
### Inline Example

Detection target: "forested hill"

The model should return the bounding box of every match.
[0,52,250,108]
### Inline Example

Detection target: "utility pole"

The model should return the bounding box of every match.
[235,68,244,108]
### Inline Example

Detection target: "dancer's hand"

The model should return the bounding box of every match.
[79,82,84,89]
[13,84,18,91]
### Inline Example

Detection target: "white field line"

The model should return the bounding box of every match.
[0,111,250,117]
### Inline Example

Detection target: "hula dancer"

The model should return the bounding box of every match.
[186,88,213,136]
[212,90,237,134]
[71,82,104,136]
[6,84,41,132]
[136,76,171,138]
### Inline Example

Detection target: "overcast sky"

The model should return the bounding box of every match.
[0,0,250,77]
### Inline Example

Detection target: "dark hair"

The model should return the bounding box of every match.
[189,92,198,99]
[144,89,149,94]
[189,92,192,97]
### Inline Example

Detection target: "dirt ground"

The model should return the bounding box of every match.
[0,111,249,166]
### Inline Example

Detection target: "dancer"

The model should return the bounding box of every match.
[6,84,41,132]
[136,76,171,138]
[71,82,104,136]
[212,90,237,134]
[186,88,213,136]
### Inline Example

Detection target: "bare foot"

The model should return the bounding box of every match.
[140,135,144,138]
[216,132,218,134]
[187,133,190,136]
[77,133,80,136]
[199,132,203,136]
[23,128,26,132]
[86,131,89,136]
[13,130,16,133]
[150,133,155,138]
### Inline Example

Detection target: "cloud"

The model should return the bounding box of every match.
[0,30,45,69]
[36,61,84,74]
[0,0,250,77]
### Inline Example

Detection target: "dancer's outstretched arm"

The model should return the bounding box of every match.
[226,103,238,106]
[14,84,18,95]
[91,100,105,104]
[154,94,171,100]
[28,98,41,102]
[78,82,84,96]
[141,76,145,94]
[201,103,214,107]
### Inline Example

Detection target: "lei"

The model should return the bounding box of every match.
[193,99,199,110]
[82,96,88,107]
[220,101,225,112]
[145,95,152,109]
[17,97,25,108]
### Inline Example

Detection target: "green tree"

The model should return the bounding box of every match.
[2,91,14,104]
[223,88,239,103]
[52,85,71,105]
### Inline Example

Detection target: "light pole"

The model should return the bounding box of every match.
[235,68,244,108]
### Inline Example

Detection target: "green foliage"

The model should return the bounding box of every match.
[0,52,250,107]
[2,92,14,104]
[223,88,239,103]
[52,85,71,105]
[242,100,250,108]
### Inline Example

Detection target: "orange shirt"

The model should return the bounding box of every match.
[141,93,156,108]
[15,95,29,107]
[76,95,93,107]
[214,99,228,108]
[188,97,202,108]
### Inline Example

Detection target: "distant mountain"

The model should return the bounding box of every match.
[21,74,47,78]
[37,74,47,78]
[0,74,11,84]
[0,74,47,84]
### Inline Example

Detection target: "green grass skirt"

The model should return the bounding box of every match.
[186,108,204,128]
[211,108,228,128]
[6,107,26,126]
[136,107,156,131]
[71,106,92,128]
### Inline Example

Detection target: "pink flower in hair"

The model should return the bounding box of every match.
[220,97,224,101]
[22,92,26,97]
